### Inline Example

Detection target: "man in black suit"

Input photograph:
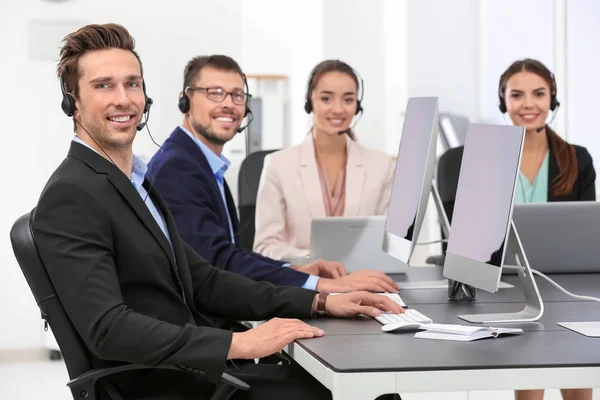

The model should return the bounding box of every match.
[32,23,403,400]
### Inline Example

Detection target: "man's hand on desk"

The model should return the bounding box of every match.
[316,270,400,293]
[324,291,405,318]
[291,259,346,278]
[227,318,324,360]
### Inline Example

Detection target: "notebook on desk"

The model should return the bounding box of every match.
[415,324,524,342]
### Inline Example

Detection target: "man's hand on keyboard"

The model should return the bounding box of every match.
[228,318,324,360]
[325,291,405,318]
[317,270,400,293]
[291,258,347,278]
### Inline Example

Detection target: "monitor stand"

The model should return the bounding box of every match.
[431,184,450,239]
[457,220,544,324]
[398,186,514,290]
[398,185,452,289]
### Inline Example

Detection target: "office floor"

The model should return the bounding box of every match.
[1,359,598,400]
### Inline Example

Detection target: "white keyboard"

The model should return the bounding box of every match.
[378,292,407,307]
[375,308,433,326]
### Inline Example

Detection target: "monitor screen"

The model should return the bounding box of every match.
[385,97,438,244]
[446,124,523,268]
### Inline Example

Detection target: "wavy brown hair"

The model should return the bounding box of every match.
[57,23,142,99]
[499,59,577,198]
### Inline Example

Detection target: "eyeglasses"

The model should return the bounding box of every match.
[185,86,251,105]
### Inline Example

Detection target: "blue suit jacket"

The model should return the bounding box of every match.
[146,127,310,287]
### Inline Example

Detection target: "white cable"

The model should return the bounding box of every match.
[416,239,448,246]
[531,269,600,303]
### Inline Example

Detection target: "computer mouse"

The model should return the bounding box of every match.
[381,322,423,333]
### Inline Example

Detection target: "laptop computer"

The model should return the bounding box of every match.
[310,216,515,289]
[309,216,408,274]
[505,202,600,274]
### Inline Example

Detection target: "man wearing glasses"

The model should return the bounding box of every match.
[146,55,399,307]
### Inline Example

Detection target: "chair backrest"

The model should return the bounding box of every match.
[9,210,95,390]
[436,146,464,224]
[237,149,278,251]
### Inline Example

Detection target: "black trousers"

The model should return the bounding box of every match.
[228,359,401,400]
[228,358,332,400]
[103,357,400,399]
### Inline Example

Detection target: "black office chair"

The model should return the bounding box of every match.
[436,146,464,226]
[425,146,464,266]
[9,210,250,400]
[237,149,279,251]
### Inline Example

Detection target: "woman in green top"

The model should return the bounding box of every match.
[499,59,596,399]
[499,58,596,205]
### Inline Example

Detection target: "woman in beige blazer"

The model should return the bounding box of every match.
[253,60,395,261]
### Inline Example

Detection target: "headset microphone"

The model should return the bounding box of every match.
[535,103,560,134]
[236,108,254,134]
[136,98,153,131]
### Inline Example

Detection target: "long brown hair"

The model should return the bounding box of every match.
[498,59,577,198]
[305,60,363,140]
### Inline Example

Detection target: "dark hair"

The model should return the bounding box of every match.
[305,60,363,140]
[183,55,246,90]
[57,23,143,100]
[498,58,576,198]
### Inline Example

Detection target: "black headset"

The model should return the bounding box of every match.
[60,76,153,131]
[498,71,560,113]
[177,71,251,119]
[304,62,364,115]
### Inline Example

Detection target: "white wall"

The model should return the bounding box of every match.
[240,0,323,148]
[322,0,387,151]
[406,0,480,123]
[567,0,600,171]
[479,0,556,127]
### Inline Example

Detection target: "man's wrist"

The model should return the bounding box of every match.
[313,292,329,317]
[227,332,244,360]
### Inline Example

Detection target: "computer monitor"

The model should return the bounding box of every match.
[383,97,448,265]
[443,123,544,323]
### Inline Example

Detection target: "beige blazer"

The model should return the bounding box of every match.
[253,136,396,261]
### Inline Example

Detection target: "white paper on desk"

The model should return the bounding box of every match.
[557,321,600,337]
[415,324,523,342]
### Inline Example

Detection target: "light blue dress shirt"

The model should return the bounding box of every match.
[515,152,549,204]
[179,127,319,290]
[72,136,172,245]
[179,126,236,243]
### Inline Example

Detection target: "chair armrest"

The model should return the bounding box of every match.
[67,364,249,399]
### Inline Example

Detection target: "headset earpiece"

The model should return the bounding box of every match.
[550,73,560,111]
[60,77,76,117]
[142,81,152,114]
[355,99,363,116]
[178,90,190,113]
[304,98,313,114]
[498,98,507,114]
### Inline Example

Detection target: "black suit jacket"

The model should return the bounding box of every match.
[32,142,316,399]
[438,141,596,223]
